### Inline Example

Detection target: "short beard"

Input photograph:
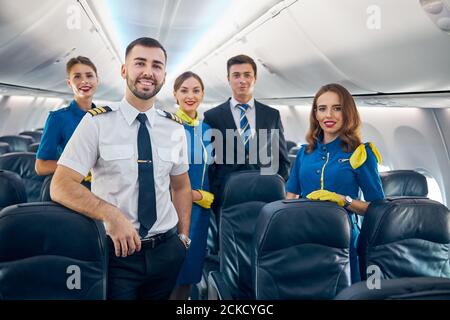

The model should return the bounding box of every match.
[127,75,163,100]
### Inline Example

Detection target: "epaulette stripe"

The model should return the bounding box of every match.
[88,106,112,117]
[157,110,182,124]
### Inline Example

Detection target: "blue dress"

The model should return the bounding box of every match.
[37,100,94,160]
[286,136,384,283]
[176,121,213,285]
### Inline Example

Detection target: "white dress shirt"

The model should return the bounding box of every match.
[229,97,256,137]
[58,98,189,237]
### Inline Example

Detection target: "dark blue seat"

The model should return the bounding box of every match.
[19,131,42,143]
[358,197,450,280]
[40,174,52,202]
[252,199,351,299]
[0,135,34,152]
[286,140,297,153]
[0,152,45,202]
[28,142,40,153]
[335,276,450,300]
[0,142,11,155]
[0,170,27,210]
[0,202,108,299]
[380,170,428,197]
[207,170,285,300]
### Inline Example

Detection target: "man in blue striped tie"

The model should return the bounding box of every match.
[204,54,290,228]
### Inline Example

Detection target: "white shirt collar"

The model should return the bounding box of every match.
[230,97,255,110]
[119,98,156,127]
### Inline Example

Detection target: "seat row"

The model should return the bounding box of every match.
[205,170,450,300]
[0,131,42,155]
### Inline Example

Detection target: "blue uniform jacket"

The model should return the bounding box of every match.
[37,100,94,160]
[286,136,384,201]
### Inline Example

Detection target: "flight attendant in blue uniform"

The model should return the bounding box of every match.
[35,56,98,177]
[286,83,384,283]
[170,71,214,300]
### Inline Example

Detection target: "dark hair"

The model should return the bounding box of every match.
[173,71,204,92]
[305,83,362,153]
[66,56,97,76]
[125,37,167,62]
[227,54,257,77]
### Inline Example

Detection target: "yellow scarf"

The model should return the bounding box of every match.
[176,108,199,127]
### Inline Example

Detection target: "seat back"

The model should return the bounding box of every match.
[0,152,45,202]
[286,140,297,153]
[19,131,42,143]
[40,175,52,202]
[254,199,351,299]
[0,142,11,155]
[288,146,300,155]
[0,170,27,210]
[380,170,428,197]
[0,202,108,299]
[0,135,34,152]
[358,197,450,280]
[335,276,450,300]
[28,143,40,153]
[219,170,285,299]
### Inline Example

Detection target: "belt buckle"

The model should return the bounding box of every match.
[141,237,158,249]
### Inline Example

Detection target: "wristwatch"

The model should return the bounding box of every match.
[178,234,191,249]
[343,195,353,208]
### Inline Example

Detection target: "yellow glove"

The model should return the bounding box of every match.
[194,190,214,209]
[306,189,345,207]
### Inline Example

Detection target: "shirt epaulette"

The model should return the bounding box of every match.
[156,109,183,125]
[87,106,112,117]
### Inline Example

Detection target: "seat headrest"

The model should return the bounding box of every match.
[221,170,285,208]
[0,142,11,155]
[286,141,297,153]
[0,202,106,261]
[0,152,45,202]
[28,143,40,153]
[0,170,27,210]
[256,199,351,251]
[0,135,34,152]
[19,131,42,143]
[288,146,300,155]
[361,198,450,247]
[380,170,428,197]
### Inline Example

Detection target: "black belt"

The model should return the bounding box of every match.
[140,226,178,249]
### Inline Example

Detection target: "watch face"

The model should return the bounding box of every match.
[345,196,352,204]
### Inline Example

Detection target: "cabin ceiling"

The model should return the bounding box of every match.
[0,0,449,107]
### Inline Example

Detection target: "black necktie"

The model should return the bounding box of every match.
[136,113,157,238]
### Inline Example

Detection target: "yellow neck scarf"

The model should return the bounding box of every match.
[176,108,199,127]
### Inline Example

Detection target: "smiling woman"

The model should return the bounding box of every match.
[286,83,385,284]
[35,56,99,176]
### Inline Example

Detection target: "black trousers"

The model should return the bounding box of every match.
[107,232,186,300]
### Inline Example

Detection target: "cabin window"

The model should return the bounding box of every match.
[377,164,391,172]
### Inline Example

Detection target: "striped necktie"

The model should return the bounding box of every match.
[237,103,251,150]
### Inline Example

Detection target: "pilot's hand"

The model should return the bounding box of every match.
[104,208,141,257]
[306,189,345,207]
[194,190,214,209]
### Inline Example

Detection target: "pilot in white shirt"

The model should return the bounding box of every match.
[51,37,192,300]
[58,98,189,237]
